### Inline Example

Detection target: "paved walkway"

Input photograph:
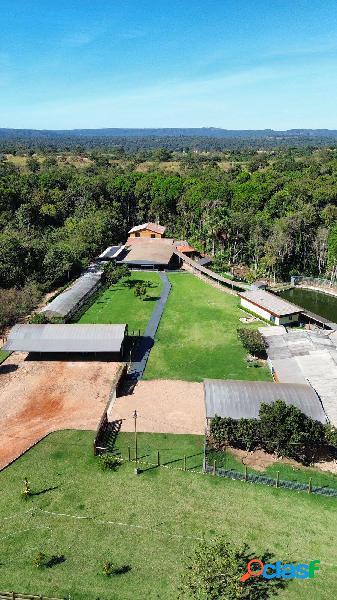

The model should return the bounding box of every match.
[126,272,171,383]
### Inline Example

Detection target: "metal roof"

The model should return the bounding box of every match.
[3,324,127,353]
[41,270,102,319]
[128,222,166,235]
[119,238,175,265]
[99,245,122,259]
[260,326,337,425]
[239,289,302,316]
[203,379,327,423]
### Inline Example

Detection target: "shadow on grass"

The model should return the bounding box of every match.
[31,485,60,497]
[46,555,66,568]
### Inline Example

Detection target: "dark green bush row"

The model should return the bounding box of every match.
[210,400,337,465]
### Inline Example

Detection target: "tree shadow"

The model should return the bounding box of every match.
[113,564,131,575]
[238,546,289,598]
[31,485,59,497]
[46,555,66,568]
[143,296,161,302]
[0,364,18,375]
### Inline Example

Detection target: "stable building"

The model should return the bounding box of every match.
[239,289,302,326]
[3,323,127,359]
[128,223,166,239]
[203,379,327,425]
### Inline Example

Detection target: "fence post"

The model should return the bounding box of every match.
[157,450,160,466]
[183,455,187,471]
[308,477,312,494]
[276,471,279,489]
[213,459,216,475]
[128,446,131,461]
[244,465,248,481]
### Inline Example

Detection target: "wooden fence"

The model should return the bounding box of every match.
[0,592,65,600]
[93,362,127,455]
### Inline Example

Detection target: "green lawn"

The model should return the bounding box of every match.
[77,271,162,334]
[0,431,336,600]
[144,273,272,381]
[208,448,337,491]
[0,350,9,364]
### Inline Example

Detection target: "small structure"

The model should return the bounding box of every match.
[3,324,127,358]
[239,289,301,325]
[128,223,166,238]
[203,379,327,425]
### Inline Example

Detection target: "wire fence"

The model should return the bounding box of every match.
[204,462,337,497]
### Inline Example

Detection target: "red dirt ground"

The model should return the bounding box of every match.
[0,353,120,470]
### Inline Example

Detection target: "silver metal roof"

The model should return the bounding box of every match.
[203,379,327,423]
[41,270,102,319]
[239,289,302,316]
[3,324,126,353]
[260,326,337,425]
[99,245,122,259]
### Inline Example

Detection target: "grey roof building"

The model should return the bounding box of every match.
[41,268,103,320]
[239,289,301,317]
[3,324,127,355]
[203,379,327,424]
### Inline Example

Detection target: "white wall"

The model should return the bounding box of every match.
[240,298,300,325]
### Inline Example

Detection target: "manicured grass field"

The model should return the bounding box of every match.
[144,273,272,381]
[77,271,162,334]
[0,350,9,364]
[208,448,337,491]
[0,431,336,600]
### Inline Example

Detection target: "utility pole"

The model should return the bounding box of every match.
[133,409,139,474]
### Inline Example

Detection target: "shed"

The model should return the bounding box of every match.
[239,289,302,325]
[3,324,127,357]
[117,238,179,270]
[203,379,327,424]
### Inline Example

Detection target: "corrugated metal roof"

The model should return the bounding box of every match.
[99,245,122,259]
[41,270,102,319]
[203,379,327,423]
[239,289,302,316]
[128,222,166,235]
[3,324,126,353]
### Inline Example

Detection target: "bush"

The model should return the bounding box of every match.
[210,400,326,465]
[32,552,47,569]
[134,281,148,299]
[30,312,49,324]
[99,453,123,471]
[237,328,266,358]
[179,536,284,599]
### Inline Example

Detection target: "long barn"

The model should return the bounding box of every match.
[3,324,127,359]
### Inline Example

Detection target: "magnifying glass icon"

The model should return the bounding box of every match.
[240,559,264,582]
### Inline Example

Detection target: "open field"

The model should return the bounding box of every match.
[78,271,162,334]
[0,353,120,470]
[144,273,272,381]
[0,430,336,599]
[111,379,205,434]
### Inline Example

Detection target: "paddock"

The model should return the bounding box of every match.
[0,353,121,470]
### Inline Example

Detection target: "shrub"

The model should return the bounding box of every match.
[30,312,49,324]
[33,552,47,569]
[22,477,31,500]
[237,328,266,358]
[210,400,326,465]
[134,281,148,299]
[179,536,284,599]
[99,453,123,471]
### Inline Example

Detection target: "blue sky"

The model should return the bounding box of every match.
[1,0,337,129]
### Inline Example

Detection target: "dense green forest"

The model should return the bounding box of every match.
[1,143,337,330]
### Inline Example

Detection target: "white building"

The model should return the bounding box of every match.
[239,289,302,326]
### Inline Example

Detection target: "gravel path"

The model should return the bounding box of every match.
[111,379,205,434]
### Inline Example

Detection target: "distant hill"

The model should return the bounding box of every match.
[2,127,337,151]
[1,127,337,138]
